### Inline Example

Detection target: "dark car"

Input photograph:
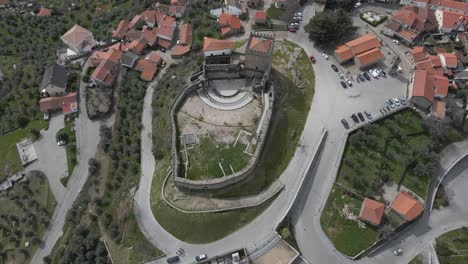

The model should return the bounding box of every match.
[167,256,180,263]
[160,47,167,53]
[363,72,371,80]
[351,114,359,123]
[331,64,339,72]
[340,81,347,88]
[341,119,350,129]
[357,112,365,122]
[386,105,391,112]
[357,74,365,82]
[380,70,387,77]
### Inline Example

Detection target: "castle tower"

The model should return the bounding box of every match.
[244,32,274,74]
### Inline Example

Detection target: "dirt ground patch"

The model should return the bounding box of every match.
[254,240,298,264]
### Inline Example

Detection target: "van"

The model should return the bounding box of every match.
[167,256,180,263]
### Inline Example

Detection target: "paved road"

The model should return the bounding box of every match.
[31,67,102,263]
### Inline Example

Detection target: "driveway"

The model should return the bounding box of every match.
[27,113,68,201]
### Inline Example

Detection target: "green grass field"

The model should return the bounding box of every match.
[267,6,285,20]
[183,137,250,180]
[337,109,434,198]
[0,119,48,182]
[0,171,56,263]
[320,186,379,257]
[436,227,468,264]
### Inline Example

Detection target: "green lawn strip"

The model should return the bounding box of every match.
[185,136,249,180]
[251,24,288,31]
[0,119,48,182]
[213,41,314,198]
[436,227,468,264]
[267,6,285,20]
[151,159,274,243]
[320,186,379,257]
[0,172,56,263]
[56,113,78,186]
[409,254,422,264]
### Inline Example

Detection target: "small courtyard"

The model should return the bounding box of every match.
[176,90,261,180]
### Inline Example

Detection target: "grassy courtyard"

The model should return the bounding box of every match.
[0,171,56,263]
[321,186,379,257]
[0,119,48,182]
[267,6,285,20]
[337,109,437,199]
[436,227,468,264]
[182,137,250,180]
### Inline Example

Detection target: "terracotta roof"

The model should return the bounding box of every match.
[432,100,446,119]
[219,13,241,36]
[433,75,449,97]
[396,29,419,42]
[39,92,77,113]
[123,37,148,54]
[412,70,435,102]
[255,11,267,20]
[410,46,427,62]
[428,55,442,67]
[392,9,417,26]
[249,37,272,53]
[440,52,458,68]
[61,24,93,47]
[355,48,383,66]
[135,59,158,81]
[171,0,186,6]
[157,38,172,49]
[113,20,129,39]
[440,0,468,13]
[142,27,158,46]
[391,191,424,221]
[203,37,234,52]
[158,25,175,40]
[171,45,191,57]
[335,45,354,62]
[141,9,158,25]
[435,47,447,53]
[146,52,162,64]
[359,198,385,226]
[37,7,52,17]
[128,15,142,29]
[178,23,193,46]
[126,28,143,41]
[441,10,468,30]
[384,20,401,31]
[156,12,176,28]
[91,59,117,86]
[344,34,381,56]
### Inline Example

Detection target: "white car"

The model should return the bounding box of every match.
[294,16,302,21]
[196,254,207,261]
[369,69,379,78]
[57,140,66,146]
[354,2,362,8]
[295,12,302,17]
[393,39,400,45]
[346,79,352,86]
[393,98,401,106]
[290,23,299,29]
[393,248,403,256]
[322,53,329,60]
[43,112,50,121]
[339,73,344,79]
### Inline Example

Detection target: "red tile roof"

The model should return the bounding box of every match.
[219,13,241,36]
[37,7,52,17]
[113,20,129,39]
[335,45,354,62]
[410,46,427,62]
[355,48,383,66]
[412,70,435,102]
[359,198,385,226]
[396,29,419,42]
[178,23,193,46]
[391,191,424,221]
[39,92,77,113]
[157,38,172,49]
[440,0,468,13]
[123,37,148,54]
[441,10,468,30]
[61,24,93,47]
[392,8,418,26]
[171,45,191,57]
[88,47,122,67]
[135,59,158,81]
[158,25,175,40]
[128,15,142,29]
[91,59,117,86]
[433,75,449,97]
[142,27,158,46]
[146,52,162,64]
[249,37,272,53]
[432,100,446,119]
[255,11,267,20]
[203,37,234,52]
[344,34,381,55]
[440,53,458,68]
[429,55,442,67]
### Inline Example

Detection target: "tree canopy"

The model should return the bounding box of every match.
[304,8,357,47]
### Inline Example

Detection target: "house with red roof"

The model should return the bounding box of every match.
[409,46,427,62]
[410,69,449,118]
[135,59,158,81]
[171,23,192,58]
[37,7,52,17]
[142,27,159,46]
[391,191,424,222]
[245,32,274,73]
[334,34,383,69]
[112,20,129,39]
[88,46,122,68]
[435,9,468,33]
[218,13,242,38]
[91,59,119,87]
[39,92,78,114]
[255,11,268,25]
[60,24,96,53]
[439,52,458,69]
[359,198,385,226]
[203,37,234,57]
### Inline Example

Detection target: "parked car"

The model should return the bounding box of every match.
[370,69,379,78]
[386,105,391,112]
[290,23,300,29]
[340,81,347,88]
[357,112,365,122]
[393,39,400,45]
[309,55,316,63]
[357,74,365,82]
[57,140,66,146]
[386,9,393,14]
[167,256,180,263]
[387,99,395,108]
[380,70,387,77]
[351,114,359,123]
[295,12,303,16]
[341,119,350,129]
[364,110,372,119]
[331,64,338,72]
[43,112,50,121]
[400,98,407,105]
[288,28,297,33]
[346,79,352,86]
[160,47,166,52]
[393,98,401,106]
[354,2,362,8]
[363,72,371,80]
[196,254,207,261]
[293,16,302,21]
[339,73,344,79]
[322,53,329,60]
[393,248,403,256]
